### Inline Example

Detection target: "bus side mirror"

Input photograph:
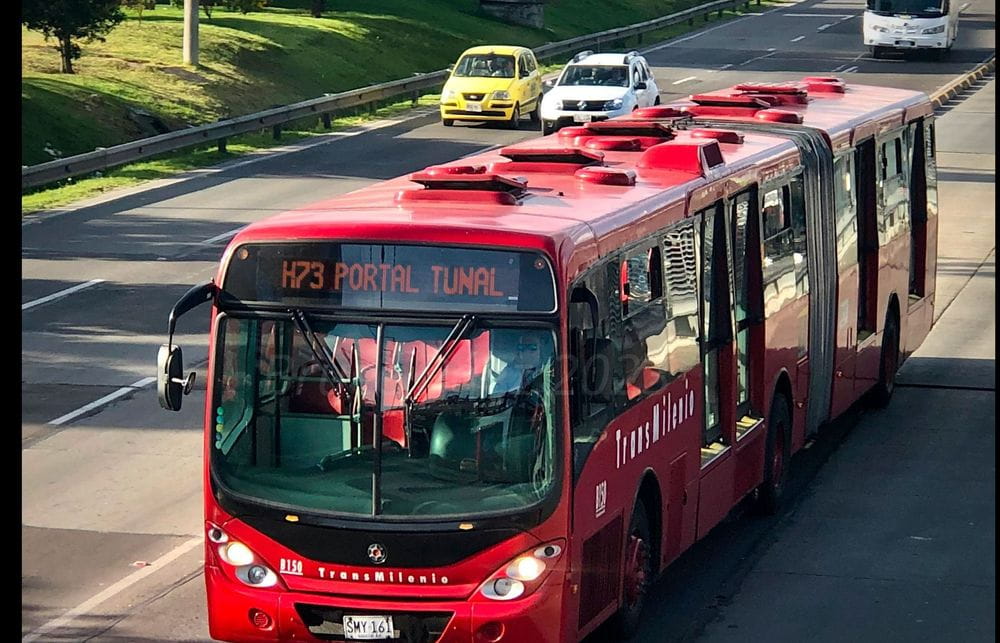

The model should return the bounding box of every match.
[158,344,196,411]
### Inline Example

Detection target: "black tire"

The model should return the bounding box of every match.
[653,95,661,106]
[541,120,554,136]
[505,105,520,130]
[870,311,900,408]
[610,501,653,638]
[871,46,883,59]
[442,118,454,127]
[754,396,790,516]
[529,96,542,124]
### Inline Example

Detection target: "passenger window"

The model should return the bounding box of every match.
[788,175,808,298]
[834,155,859,270]
[761,187,796,317]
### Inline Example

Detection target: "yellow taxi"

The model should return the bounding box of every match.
[440,45,542,128]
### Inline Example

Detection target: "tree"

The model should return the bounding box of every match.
[22,0,126,74]
[224,0,266,14]
[120,0,147,23]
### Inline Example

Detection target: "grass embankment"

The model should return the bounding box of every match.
[22,0,766,213]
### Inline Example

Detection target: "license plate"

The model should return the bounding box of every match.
[466,102,482,113]
[897,40,915,47]
[343,615,394,640]
[573,114,593,123]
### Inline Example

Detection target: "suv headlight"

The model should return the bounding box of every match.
[441,88,457,102]
[492,90,510,100]
[551,99,563,110]
[922,25,945,34]
[871,24,889,32]
[603,98,624,111]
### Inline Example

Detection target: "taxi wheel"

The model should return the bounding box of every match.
[654,95,661,105]
[529,96,542,124]
[442,118,454,127]
[506,105,520,129]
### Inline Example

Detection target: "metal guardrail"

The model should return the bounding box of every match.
[22,0,751,190]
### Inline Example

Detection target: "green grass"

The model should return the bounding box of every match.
[22,0,774,214]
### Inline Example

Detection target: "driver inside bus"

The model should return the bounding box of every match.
[491,331,547,396]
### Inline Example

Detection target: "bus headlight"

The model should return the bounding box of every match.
[222,541,255,566]
[922,25,945,34]
[208,523,283,590]
[477,540,564,601]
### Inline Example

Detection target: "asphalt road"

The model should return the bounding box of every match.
[21,0,996,640]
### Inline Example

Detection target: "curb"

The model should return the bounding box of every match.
[931,55,996,107]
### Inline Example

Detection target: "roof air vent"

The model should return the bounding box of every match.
[638,140,724,176]
[585,137,643,151]
[689,94,771,108]
[420,164,487,176]
[632,105,687,119]
[575,166,637,186]
[577,120,676,139]
[690,129,744,144]
[490,146,604,174]
[802,76,846,93]
[397,171,526,206]
[734,82,808,95]
[754,109,804,124]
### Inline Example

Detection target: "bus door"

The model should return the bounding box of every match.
[696,199,739,537]
[830,151,862,418]
[728,188,767,501]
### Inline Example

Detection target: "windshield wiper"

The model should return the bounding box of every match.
[289,309,351,398]
[404,314,477,406]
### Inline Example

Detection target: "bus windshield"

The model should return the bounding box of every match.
[211,316,559,519]
[866,0,945,16]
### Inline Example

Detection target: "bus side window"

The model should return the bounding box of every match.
[569,266,622,477]
[761,187,795,317]
[700,202,731,447]
[788,175,809,298]
[834,154,859,271]
[662,221,701,375]
[621,243,668,401]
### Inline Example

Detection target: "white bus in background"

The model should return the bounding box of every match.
[863,0,959,59]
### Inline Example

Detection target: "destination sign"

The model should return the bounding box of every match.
[222,243,556,313]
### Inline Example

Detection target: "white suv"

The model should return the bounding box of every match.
[539,51,660,135]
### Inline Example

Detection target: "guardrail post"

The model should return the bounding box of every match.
[218,138,227,154]
[411,90,419,106]
[689,16,694,25]
[321,113,332,129]
[718,6,724,17]
[637,33,643,45]
[272,123,281,140]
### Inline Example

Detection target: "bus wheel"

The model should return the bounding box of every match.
[612,501,652,638]
[871,311,900,408]
[754,396,790,516]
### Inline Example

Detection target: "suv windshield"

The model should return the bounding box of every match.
[559,65,629,87]
[212,316,558,519]
[453,54,516,78]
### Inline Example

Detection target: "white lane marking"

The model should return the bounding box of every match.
[201,227,245,245]
[843,65,860,73]
[791,35,806,42]
[782,13,853,17]
[767,47,777,51]
[818,23,833,31]
[831,64,848,72]
[673,76,699,85]
[839,14,856,21]
[710,64,734,73]
[22,536,203,643]
[22,279,105,311]
[48,377,157,426]
[739,51,776,66]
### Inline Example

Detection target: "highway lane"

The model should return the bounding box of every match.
[21,0,995,639]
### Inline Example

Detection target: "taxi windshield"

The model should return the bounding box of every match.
[453,54,516,78]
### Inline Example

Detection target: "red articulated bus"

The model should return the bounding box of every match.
[158,75,938,643]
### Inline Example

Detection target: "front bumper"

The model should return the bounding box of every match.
[865,33,949,49]
[440,103,515,121]
[206,565,566,642]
